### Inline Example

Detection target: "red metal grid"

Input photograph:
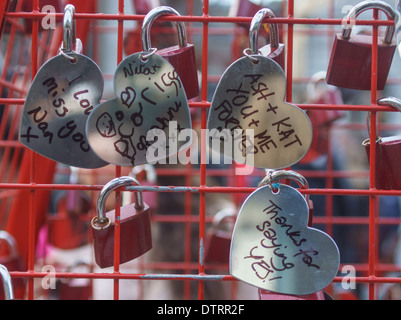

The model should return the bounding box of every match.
[0,0,400,300]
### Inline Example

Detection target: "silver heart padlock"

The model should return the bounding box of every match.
[207,13,312,170]
[230,170,340,295]
[18,5,107,169]
[86,8,192,166]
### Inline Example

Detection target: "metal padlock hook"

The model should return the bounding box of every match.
[0,264,14,300]
[0,231,19,260]
[141,6,187,59]
[259,170,310,203]
[249,8,280,55]
[62,4,77,53]
[364,96,401,144]
[91,176,144,229]
[212,207,236,229]
[342,0,397,44]
[131,164,157,184]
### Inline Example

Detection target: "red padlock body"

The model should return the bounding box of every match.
[132,0,155,14]
[47,195,91,250]
[260,43,286,71]
[364,137,401,190]
[157,44,200,100]
[236,0,262,18]
[205,229,232,264]
[259,289,327,300]
[92,203,152,269]
[326,34,396,91]
[58,280,92,300]
[0,256,26,300]
[47,215,90,250]
[234,0,263,28]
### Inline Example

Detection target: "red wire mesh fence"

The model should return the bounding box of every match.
[0,0,401,300]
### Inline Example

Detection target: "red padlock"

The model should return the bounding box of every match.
[231,0,263,29]
[303,71,346,163]
[141,6,200,100]
[205,208,236,264]
[326,1,396,91]
[0,231,26,300]
[47,190,91,250]
[363,96,401,190]
[249,8,285,71]
[132,0,160,14]
[91,176,152,269]
[58,262,92,300]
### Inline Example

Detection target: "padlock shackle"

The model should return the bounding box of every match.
[363,96,401,143]
[212,207,236,229]
[94,176,144,228]
[131,164,157,184]
[141,6,187,54]
[62,4,77,53]
[0,231,19,259]
[342,0,397,44]
[259,169,310,202]
[249,8,280,54]
[378,96,401,112]
[0,264,14,300]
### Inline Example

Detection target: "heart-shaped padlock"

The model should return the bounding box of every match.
[230,170,340,295]
[91,176,152,269]
[326,1,396,91]
[18,5,107,169]
[142,6,199,100]
[250,8,285,71]
[86,27,192,166]
[363,96,401,190]
[207,45,312,169]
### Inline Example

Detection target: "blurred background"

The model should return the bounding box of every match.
[1,0,401,300]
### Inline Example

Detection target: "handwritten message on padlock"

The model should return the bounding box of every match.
[230,184,339,295]
[207,56,312,169]
[19,4,107,169]
[86,52,192,166]
[19,53,108,169]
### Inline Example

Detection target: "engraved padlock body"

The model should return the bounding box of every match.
[326,1,397,90]
[250,8,285,70]
[142,6,199,100]
[91,177,152,269]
